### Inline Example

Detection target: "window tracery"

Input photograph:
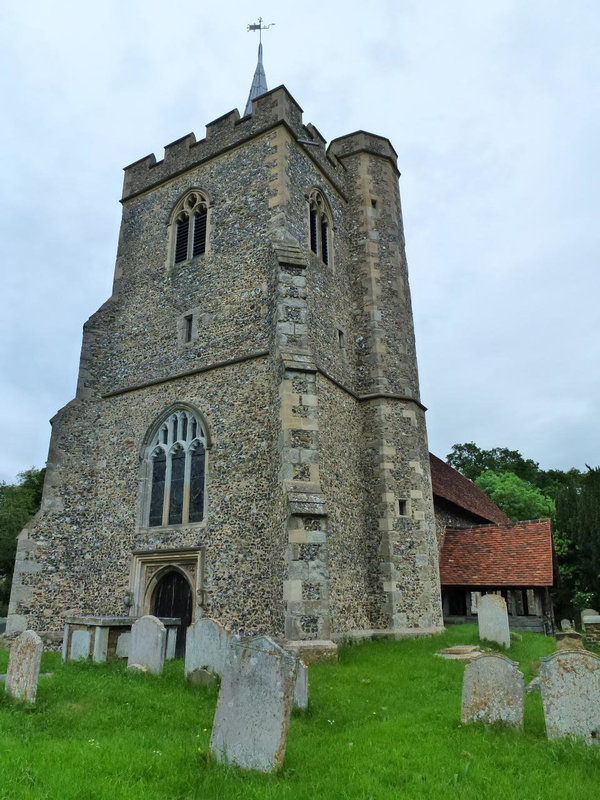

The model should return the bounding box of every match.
[146,408,207,527]
[171,191,209,265]
[308,189,332,265]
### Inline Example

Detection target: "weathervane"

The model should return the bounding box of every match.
[247,17,275,44]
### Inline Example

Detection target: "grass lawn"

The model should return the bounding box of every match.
[0,624,598,799]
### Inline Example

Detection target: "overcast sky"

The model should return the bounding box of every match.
[1,1,598,484]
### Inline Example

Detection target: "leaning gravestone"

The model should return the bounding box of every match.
[127,615,166,675]
[210,635,298,772]
[539,650,600,742]
[5,630,43,704]
[461,652,523,726]
[185,618,235,679]
[478,594,510,648]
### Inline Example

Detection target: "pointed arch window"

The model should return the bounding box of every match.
[147,408,207,527]
[171,191,209,266]
[308,189,332,266]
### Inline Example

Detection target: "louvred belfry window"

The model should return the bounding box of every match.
[308,190,331,265]
[147,408,207,527]
[172,191,209,265]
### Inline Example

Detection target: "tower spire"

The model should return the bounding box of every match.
[244,17,274,116]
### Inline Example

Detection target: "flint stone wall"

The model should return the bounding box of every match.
[210,635,298,772]
[539,650,600,742]
[461,653,523,726]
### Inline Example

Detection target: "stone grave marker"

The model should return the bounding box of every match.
[461,652,523,726]
[478,594,510,648]
[70,630,92,660]
[210,635,298,772]
[539,650,600,742]
[185,617,235,679]
[127,615,166,675]
[293,659,308,710]
[5,630,43,704]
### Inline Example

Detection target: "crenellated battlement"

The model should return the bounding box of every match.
[122,85,321,201]
[328,130,399,173]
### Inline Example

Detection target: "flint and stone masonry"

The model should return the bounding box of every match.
[7,86,443,649]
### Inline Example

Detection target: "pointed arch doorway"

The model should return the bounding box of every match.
[151,569,193,658]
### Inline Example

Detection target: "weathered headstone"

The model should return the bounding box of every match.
[185,618,234,679]
[461,653,523,726]
[116,632,131,658]
[560,618,573,632]
[293,659,308,710]
[127,615,166,675]
[5,630,43,704]
[70,630,91,660]
[478,594,510,648]
[539,650,600,742]
[210,635,298,772]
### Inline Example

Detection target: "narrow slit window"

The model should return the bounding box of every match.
[184,315,193,343]
[308,190,332,266]
[337,329,345,348]
[397,498,408,517]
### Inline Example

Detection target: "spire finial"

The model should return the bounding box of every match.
[244,17,274,116]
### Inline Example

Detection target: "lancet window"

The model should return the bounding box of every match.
[171,191,209,265]
[308,189,331,265]
[147,408,207,527]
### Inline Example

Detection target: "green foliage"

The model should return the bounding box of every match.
[447,442,582,500]
[3,628,599,800]
[0,467,45,614]
[555,466,600,613]
[474,470,555,523]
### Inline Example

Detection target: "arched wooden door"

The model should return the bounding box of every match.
[152,570,193,658]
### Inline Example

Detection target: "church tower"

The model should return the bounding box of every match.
[8,49,443,651]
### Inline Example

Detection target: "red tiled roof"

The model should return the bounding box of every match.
[429,453,509,524]
[439,519,553,586]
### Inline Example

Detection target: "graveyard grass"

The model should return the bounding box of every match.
[1,625,599,800]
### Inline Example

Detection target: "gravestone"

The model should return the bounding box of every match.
[70,630,92,660]
[478,594,510,648]
[556,631,584,651]
[539,650,600,742]
[461,653,523,726]
[293,659,308,710]
[5,630,43,704]
[210,635,298,772]
[185,618,234,679]
[127,615,166,675]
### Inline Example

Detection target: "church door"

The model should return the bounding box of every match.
[152,570,193,658]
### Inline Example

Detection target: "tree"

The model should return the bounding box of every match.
[447,442,541,484]
[556,466,600,612]
[0,467,45,615]
[474,470,555,522]
[447,442,583,500]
